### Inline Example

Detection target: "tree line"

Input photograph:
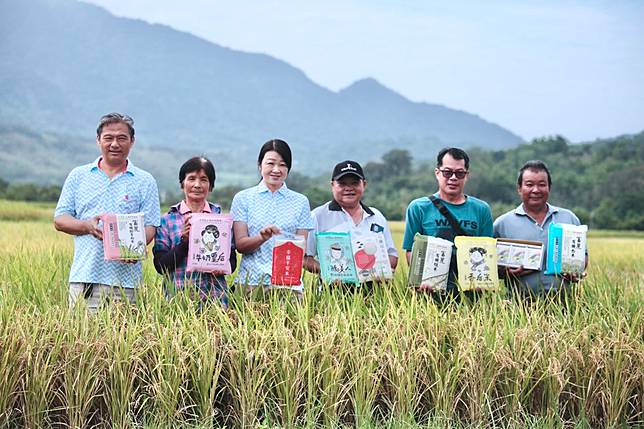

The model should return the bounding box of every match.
[2,132,642,230]
[286,133,644,231]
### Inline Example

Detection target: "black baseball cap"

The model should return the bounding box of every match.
[332,160,365,181]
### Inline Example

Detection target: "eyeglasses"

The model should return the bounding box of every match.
[438,169,468,179]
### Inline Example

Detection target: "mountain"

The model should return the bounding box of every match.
[0,0,523,177]
[0,123,250,195]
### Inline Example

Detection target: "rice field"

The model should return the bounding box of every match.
[0,207,642,428]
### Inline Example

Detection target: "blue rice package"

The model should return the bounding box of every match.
[316,231,359,285]
[545,223,587,275]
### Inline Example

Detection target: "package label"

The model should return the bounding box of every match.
[407,233,453,290]
[186,213,233,273]
[455,236,499,291]
[272,234,306,287]
[545,223,587,275]
[103,212,147,260]
[496,238,544,270]
[316,232,359,284]
[351,231,393,282]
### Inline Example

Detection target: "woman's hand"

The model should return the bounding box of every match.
[181,213,192,243]
[233,221,279,254]
[259,224,281,242]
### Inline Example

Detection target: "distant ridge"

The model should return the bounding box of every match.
[0,0,524,175]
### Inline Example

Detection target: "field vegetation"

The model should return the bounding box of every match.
[0,206,642,428]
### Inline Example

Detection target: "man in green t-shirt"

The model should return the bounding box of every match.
[402,147,493,294]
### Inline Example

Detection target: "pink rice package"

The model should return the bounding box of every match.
[102,212,147,261]
[186,213,233,273]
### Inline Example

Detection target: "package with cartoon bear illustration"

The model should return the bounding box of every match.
[103,212,147,261]
[407,233,453,291]
[454,236,499,291]
[186,213,233,273]
[316,232,359,285]
[545,223,587,275]
[271,233,306,288]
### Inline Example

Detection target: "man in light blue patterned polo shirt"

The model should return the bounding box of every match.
[54,113,160,311]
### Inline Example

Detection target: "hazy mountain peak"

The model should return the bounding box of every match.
[340,78,403,99]
[0,0,524,176]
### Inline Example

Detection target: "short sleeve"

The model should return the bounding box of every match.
[230,191,248,222]
[479,203,494,237]
[382,222,398,257]
[296,195,314,230]
[492,216,502,238]
[54,169,79,218]
[305,213,319,256]
[140,175,161,227]
[402,202,420,250]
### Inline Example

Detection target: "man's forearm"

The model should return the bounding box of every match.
[54,214,96,236]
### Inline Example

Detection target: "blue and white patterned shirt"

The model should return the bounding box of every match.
[54,158,161,288]
[231,181,314,286]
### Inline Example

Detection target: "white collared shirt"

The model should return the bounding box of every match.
[306,200,398,258]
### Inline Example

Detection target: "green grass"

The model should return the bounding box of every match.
[0,199,55,222]
[0,212,642,428]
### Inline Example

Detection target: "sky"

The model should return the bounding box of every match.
[84,0,644,142]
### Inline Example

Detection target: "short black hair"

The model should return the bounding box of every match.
[517,160,552,187]
[469,247,487,255]
[96,112,135,138]
[257,139,292,171]
[202,224,219,238]
[437,147,469,170]
[179,156,216,191]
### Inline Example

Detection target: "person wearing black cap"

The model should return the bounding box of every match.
[304,160,398,277]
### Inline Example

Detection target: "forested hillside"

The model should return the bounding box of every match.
[287,133,644,230]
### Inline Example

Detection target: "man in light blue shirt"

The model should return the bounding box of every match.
[493,160,587,296]
[54,113,160,311]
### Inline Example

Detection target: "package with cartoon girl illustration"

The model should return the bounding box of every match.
[186,213,233,273]
[454,236,499,291]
